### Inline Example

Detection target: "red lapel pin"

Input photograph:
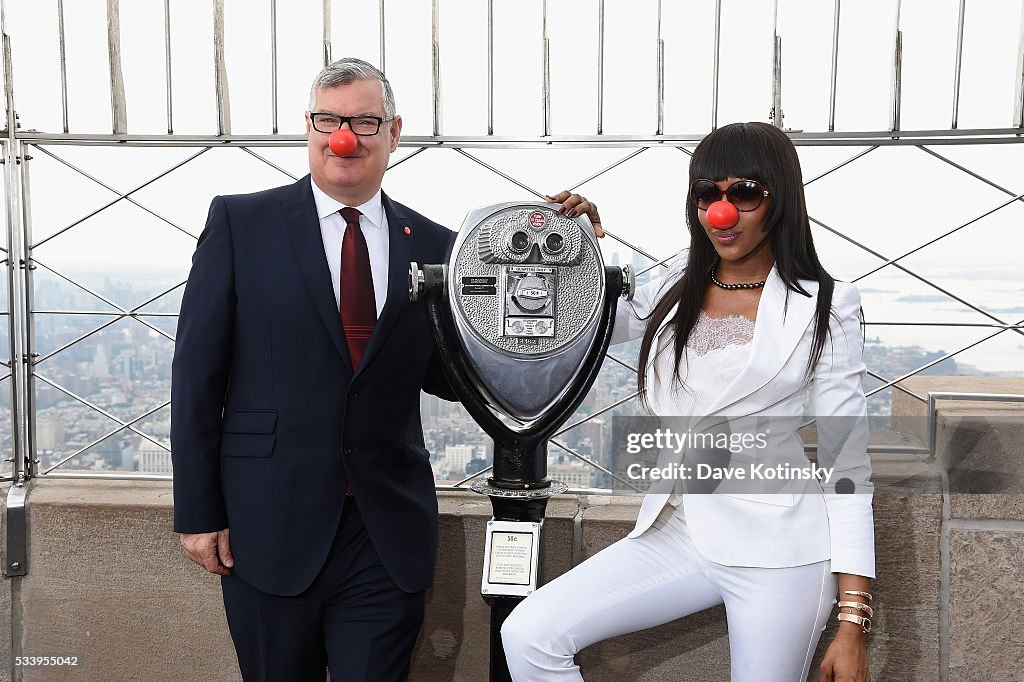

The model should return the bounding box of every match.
[403,226,411,236]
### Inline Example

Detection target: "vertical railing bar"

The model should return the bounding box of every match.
[656,0,664,135]
[58,0,69,133]
[164,0,173,134]
[828,0,840,132]
[18,149,36,477]
[1013,1,1024,128]
[542,0,550,136]
[951,0,966,129]
[106,0,128,134]
[889,0,903,133]
[213,0,231,135]
[712,0,722,129]
[431,0,441,137]
[2,0,29,488]
[597,0,604,135]
[770,0,782,128]
[271,0,278,134]
[322,0,332,67]
[487,0,493,134]
[379,0,386,73]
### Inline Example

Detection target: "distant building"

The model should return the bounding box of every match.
[549,461,594,489]
[138,440,172,474]
[444,444,477,474]
[36,414,65,451]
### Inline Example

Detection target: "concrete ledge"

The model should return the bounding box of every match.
[0,449,1011,680]
[16,480,238,682]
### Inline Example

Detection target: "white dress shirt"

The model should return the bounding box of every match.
[310,177,390,317]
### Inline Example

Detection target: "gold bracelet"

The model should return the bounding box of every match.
[837,600,874,617]
[843,590,873,602]
[837,612,871,634]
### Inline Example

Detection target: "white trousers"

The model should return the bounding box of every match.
[501,504,837,681]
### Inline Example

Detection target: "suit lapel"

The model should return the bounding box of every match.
[282,176,354,371]
[704,266,817,415]
[352,191,413,380]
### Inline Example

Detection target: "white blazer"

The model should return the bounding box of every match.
[612,252,875,578]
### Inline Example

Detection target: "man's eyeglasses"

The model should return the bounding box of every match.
[309,112,394,136]
[689,179,770,212]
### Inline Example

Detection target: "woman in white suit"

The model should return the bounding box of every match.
[502,122,874,681]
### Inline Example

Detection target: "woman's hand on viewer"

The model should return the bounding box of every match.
[545,191,604,238]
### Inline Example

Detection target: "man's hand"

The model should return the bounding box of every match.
[180,528,234,576]
[544,191,604,238]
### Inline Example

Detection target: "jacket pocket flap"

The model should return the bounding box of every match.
[223,410,278,434]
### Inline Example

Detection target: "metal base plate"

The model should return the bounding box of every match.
[470,478,569,499]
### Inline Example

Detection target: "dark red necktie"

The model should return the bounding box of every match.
[338,206,376,370]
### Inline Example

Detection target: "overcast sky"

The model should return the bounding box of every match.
[2,0,1023,371]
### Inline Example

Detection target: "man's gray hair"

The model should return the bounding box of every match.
[307,58,396,118]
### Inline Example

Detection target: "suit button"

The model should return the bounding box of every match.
[351,391,359,399]
[344,447,352,456]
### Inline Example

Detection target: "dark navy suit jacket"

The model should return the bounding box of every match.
[171,175,456,596]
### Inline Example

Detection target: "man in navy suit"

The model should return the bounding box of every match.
[171,58,457,681]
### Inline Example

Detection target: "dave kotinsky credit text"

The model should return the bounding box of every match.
[623,428,835,483]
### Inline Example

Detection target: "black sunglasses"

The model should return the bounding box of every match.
[689,179,770,212]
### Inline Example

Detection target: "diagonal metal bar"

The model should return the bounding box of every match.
[132,280,186,312]
[638,249,684,277]
[803,146,878,186]
[549,438,645,493]
[809,216,1024,341]
[31,147,209,249]
[32,144,199,240]
[0,373,11,382]
[917,145,1024,205]
[452,463,492,488]
[32,257,178,336]
[680,144,877,189]
[552,390,639,438]
[601,230,660,263]
[567,148,647,192]
[462,147,669,277]
[387,146,427,170]
[240,146,299,181]
[604,352,638,375]
[866,368,925,402]
[853,191,1024,282]
[35,373,168,456]
[864,318,1024,398]
[42,399,170,474]
[454,148,545,197]
[30,260,177,361]
[34,313,123,365]
[453,148,658,264]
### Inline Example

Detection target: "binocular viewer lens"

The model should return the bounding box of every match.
[510,230,531,253]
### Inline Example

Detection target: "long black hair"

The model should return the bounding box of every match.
[636,122,835,406]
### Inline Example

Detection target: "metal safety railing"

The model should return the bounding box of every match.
[1,0,1023,498]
